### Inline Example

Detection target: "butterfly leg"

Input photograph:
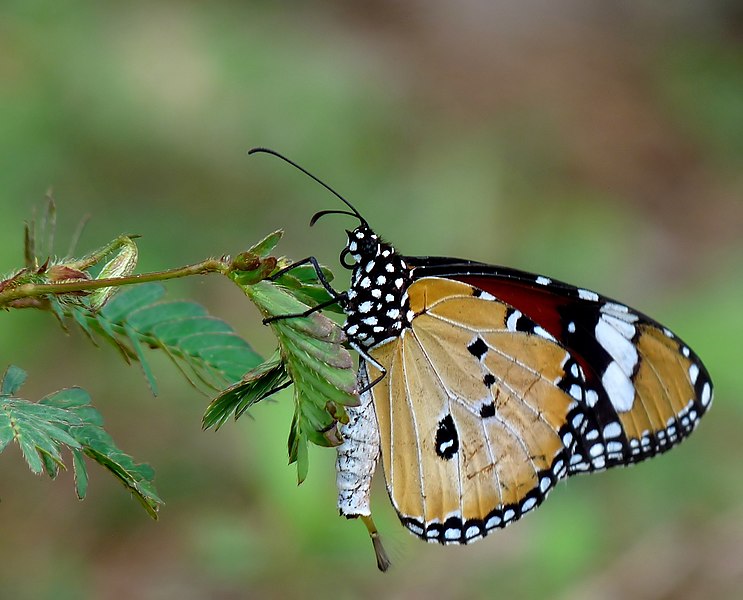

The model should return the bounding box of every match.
[269,256,341,297]
[263,256,347,324]
[350,346,387,393]
[263,294,346,324]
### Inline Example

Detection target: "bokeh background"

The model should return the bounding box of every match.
[1,2,742,599]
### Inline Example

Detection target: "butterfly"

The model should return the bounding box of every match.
[249,148,713,571]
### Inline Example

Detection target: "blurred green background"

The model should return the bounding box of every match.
[1,2,742,599]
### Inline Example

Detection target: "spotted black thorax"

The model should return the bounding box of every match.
[341,225,413,349]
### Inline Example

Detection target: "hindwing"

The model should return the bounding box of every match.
[366,277,583,544]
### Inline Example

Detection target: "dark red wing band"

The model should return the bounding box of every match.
[453,274,605,407]
[456,275,569,342]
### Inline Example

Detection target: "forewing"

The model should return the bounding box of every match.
[449,271,713,470]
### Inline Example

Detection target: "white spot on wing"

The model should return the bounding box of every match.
[506,310,522,332]
[689,363,699,384]
[536,276,551,285]
[503,509,515,522]
[701,382,712,407]
[607,441,623,453]
[602,361,635,411]
[534,326,556,341]
[521,497,537,512]
[603,422,622,439]
[578,288,599,301]
[602,302,639,323]
[601,313,636,340]
[596,317,638,377]
[486,515,501,529]
[589,443,605,457]
[408,522,423,535]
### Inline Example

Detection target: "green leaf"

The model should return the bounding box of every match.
[88,236,139,310]
[60,283,262,394]
[77,430,162,519]
[247,229,283,259]
[123,322,158,396]
[274,263,343,314]
[203,353,290,430]
[102,282,165,322]
[41,451,60,479]
[1,365,27,395]
[72,448,89,499]
[295,430,309,485]
[231,258,358,483]
[0,416,13,452]
[126,300,208,332]
[0,373,162,517]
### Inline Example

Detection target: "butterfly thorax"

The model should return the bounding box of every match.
[342,226,413,349]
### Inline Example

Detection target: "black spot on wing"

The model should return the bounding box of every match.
[480,402,496,419]
[483,373,496,388]
[435,414,459,460]
[467,337,488,360]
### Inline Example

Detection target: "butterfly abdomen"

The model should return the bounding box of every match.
[336,365,379,519]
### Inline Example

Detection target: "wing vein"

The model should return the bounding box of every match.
[409,326,538,516]
[400,336,428,525]
[406,330,465,526]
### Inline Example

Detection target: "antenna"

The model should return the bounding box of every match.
[248,147,367,226]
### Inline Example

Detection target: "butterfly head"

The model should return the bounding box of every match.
[340,225,392,269]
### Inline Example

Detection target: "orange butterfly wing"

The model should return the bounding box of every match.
[367,277,579,543]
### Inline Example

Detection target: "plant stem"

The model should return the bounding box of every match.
[0,258,230,307]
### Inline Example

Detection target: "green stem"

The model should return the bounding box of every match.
[0,258,230,307]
